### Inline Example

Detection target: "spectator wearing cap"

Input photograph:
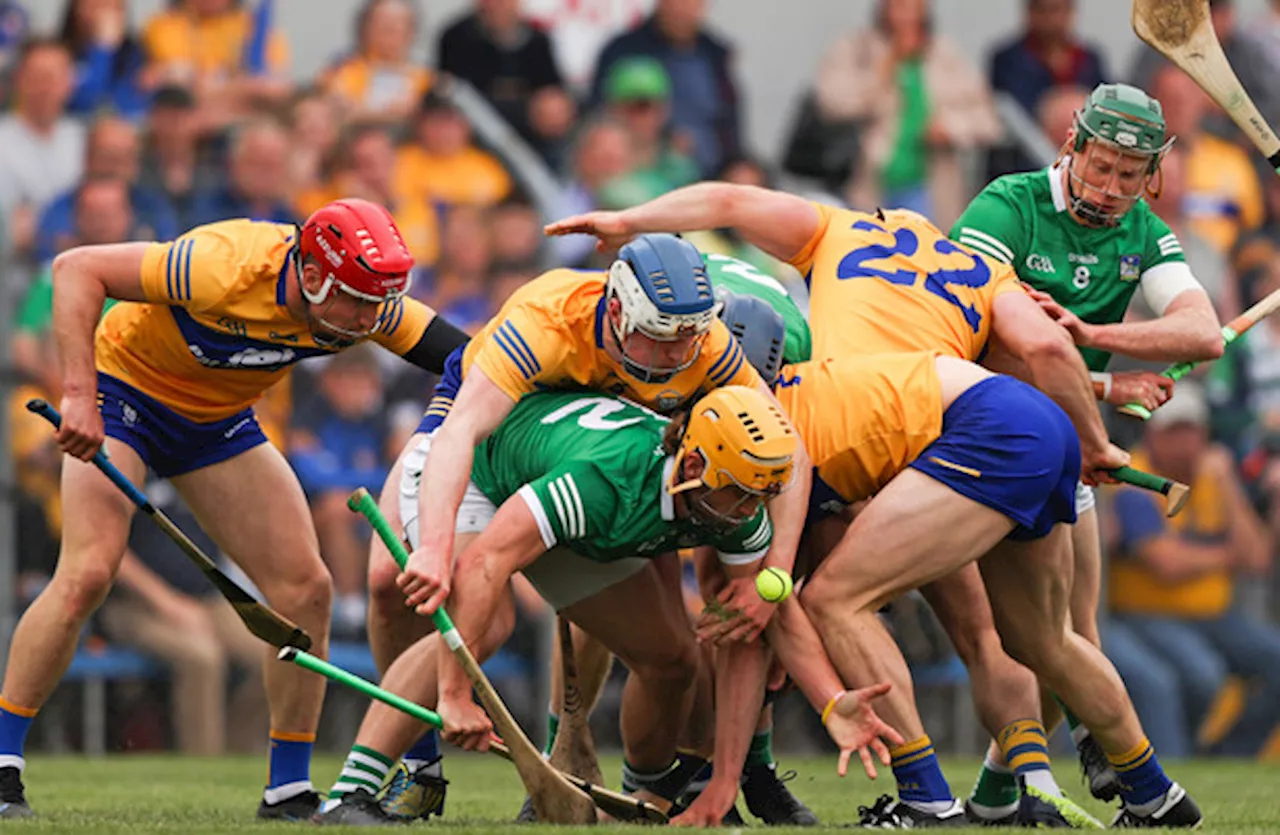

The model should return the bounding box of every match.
[395,90,513,209]
[596,57,699,209]
[59,0,149,120]
[35,115,177,263]
[0,39,85,260]
[438,0,576,167]
[141,0,292,133]
[190,116,294,226]
[590,0,741,177]
[1105,381,1280,756]
[322,0,431,125]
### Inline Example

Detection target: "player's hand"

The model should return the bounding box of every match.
[671,776,739,827]
[823,684,904,780]
[1108,371,1174,412]
[543,211,636,254]
[1082,442,1130,486]
[695,575,775,645]
[56,392,105,461]
[437,695,494,752]
[1028,289,1097,347]
[397,545,451,616]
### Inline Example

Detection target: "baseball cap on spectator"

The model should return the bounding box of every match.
[1147,381,1208,429]
[605,57,671,104]
[151,84,196,111]
[417,87,459,116]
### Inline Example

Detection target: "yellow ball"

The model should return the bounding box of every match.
[755,567,793,603]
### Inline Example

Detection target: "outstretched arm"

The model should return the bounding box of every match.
[1034,286,1223,363]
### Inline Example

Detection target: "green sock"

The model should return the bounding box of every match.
[329,744,393,801]
[542,713,559,756]
[745,729,775,768]
[1054,695,1081,731]
[968,753,1019,814]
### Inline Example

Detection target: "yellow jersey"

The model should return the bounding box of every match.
[775,352,943,503]
[97,220,435,423]
[461,268,762,411]
[789,204,1022,362]
[143,8,288,79]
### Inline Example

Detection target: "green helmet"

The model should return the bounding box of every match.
[1072,83,1171,171]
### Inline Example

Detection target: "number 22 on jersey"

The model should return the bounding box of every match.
[836,217,991,333]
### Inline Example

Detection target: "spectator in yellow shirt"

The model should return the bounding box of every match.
[395,89,513,209]
[321,0,431,124]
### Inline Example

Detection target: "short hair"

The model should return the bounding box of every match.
[15,37,70,70]
[228,116,288,159]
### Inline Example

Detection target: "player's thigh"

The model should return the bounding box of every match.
[55,438,147,584]
[172,442,326,593]
[976,526,1074,664]
[806,469,1014,615]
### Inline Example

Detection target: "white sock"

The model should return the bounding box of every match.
[330,745,393,801]
[0,755,25,773]
[902,798,957,815]
[262,779,313,805]
[1071,725,1091,747]
[983,749,1011,774]
[404,757,442,778]
[1022,768,1063,798]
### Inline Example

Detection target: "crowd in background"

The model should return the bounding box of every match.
[4,0,1280,760]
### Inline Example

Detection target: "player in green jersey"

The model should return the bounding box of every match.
[318,386,894,825]
[951,82,1224,818]
[702,251,811,365]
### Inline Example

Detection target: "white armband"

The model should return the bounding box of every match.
[1139,261,1205,316]
[1089,371,1112,400]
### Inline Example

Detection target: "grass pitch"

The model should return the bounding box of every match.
[12,753,1280,832]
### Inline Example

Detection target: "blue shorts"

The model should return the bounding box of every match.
[805,470,851,527]
[414,344,465,435]
[909,376,1079,541]
[98,372,267,479]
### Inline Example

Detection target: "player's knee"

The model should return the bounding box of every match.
[368,551,403,609]
[178,631,227,676]
[264,560,333,621]
[51,561,117,621]
[631,633,698,691]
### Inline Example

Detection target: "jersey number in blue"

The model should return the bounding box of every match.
[836,219,990,333]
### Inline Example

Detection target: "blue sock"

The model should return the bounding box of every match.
[0,698,36,770]
[405,730,440,766]
[1108,737,1172,808]
[266,730,314,799]
[890,736,952,804]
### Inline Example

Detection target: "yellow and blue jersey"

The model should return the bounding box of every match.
[97,219,436,423]
[788,204,1022,362]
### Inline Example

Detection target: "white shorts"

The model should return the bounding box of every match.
[522,547,650,611]
[1075,481,1095,515]
[398,432,497,550]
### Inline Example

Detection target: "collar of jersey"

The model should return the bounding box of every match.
[275,244,296,307]
[660,456,676,521]
[1048,158,1069,213]
[593,295,606,349]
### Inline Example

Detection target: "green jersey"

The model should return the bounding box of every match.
[701,253,812,364]
[469,390,773,564]
[950,162,1185,370]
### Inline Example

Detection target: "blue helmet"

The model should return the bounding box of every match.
[606,234,718,382]
[718,292,786,386]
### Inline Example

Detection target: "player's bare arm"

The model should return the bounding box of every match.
[401,367,516,615]
[50,242,152,459]
[990,291,1128,481]
[545,183,822,265]
[1032,285,1222,362]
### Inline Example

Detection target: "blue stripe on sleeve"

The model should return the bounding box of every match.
[181,238,194,300]
[707,339,736,379]
[502,320,541,374]
[165,242,178,300]
[493,329,534,378]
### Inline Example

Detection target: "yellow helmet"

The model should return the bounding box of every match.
[670,386,796,498]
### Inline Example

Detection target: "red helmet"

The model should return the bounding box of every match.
[298,198,413,304]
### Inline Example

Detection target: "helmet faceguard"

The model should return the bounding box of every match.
[606,234,718,383]
[297,198,413,345]
[1066,83,1174,227]
[669,386,796,531]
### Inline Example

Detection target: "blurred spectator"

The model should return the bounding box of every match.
[0,38,85,258]
[595,57,699,209]
[1035,83,1086,148]
[684,155,797,282]
[1214,263,1280,483]
[332,122,439,266]
[395,89,513,209]
[553,115,636,266]
[439,0,576,166]
[1144,144,1232,314]
[1242,0,1280,128]
[986,0,1105,177]
[35,115,177,263]
[591,0,741,177]
[0,2,27,97]
[322,0,430,124]
[488,190,544,267]
[289,346,390,639]
[1151,63,1262,257]
[288,88,343,217]
[813,0,1001,226]
[100,478,268,755]
[190,116,294,226]
[524,0,647,91]
[412,204,494,333]
[59,0,149,120]
[1106,383,1280,757]
[141,0,292,132]
[136,84,218,233]
[8,384,61,610]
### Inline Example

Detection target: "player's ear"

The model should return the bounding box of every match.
[298,258,325,293]
[682,449,708,484]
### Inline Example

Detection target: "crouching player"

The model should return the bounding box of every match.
[317,385,894,825]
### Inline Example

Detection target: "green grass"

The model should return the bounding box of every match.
[11,753,1280,832]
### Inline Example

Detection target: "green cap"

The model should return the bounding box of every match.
[1074,83,1170,159]
[605,57,671,103]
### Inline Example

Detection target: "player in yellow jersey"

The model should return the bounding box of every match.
[0,199,468,821]
[360,234,813,822]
